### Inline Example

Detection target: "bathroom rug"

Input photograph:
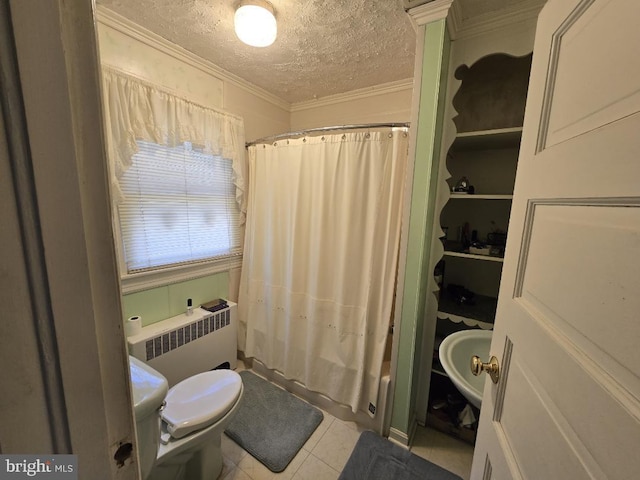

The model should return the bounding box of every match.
[339,430,463,480]
[224,370,324,473]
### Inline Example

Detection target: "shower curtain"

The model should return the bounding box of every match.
[238,130,408,414]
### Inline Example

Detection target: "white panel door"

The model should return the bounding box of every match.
[472,0,640,478]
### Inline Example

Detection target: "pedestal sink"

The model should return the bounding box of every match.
[438,329,492,408]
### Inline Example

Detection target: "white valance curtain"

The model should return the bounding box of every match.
[239,131,408,414]
[101,67,247,218]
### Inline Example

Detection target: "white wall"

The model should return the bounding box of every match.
[97,23,224,109]
[225,81,290,142]
[290,79,413,131]
[96,9,290,142]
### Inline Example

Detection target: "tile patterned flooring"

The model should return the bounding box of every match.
[219,366,475,480]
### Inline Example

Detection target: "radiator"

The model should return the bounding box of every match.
[127,302,237,386]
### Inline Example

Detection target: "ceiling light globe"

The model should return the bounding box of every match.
[234,2,277,48]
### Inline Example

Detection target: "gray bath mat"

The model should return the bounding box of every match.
[340,431,463,480]
[225,370,324,472]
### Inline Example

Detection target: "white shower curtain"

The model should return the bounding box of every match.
[238,130,408,414]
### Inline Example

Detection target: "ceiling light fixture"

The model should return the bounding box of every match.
[234,0,277,48]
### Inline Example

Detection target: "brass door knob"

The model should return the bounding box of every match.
[471,355,500,384]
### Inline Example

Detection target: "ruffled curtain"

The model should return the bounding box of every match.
[101,67,247,220]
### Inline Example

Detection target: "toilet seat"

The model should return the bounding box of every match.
[161,370,242,439]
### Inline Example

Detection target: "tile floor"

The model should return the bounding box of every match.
[219,366,475,480]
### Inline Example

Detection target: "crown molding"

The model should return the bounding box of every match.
[407,0,454,27]
[448,0,545,40]
[95,7,291,112]
[447,0,463,39]
[290,78,414,112]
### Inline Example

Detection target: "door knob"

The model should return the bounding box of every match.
[471,355,500,384]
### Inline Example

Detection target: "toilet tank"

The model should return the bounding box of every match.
[129,356,168,479]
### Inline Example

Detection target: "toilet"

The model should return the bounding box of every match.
[129,356,243,480]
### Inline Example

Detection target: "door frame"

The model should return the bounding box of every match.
[0,0,137,477]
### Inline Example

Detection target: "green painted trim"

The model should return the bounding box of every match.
[121,271,230,326]
[391,19,450,436]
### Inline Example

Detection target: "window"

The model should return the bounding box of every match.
[118,140,242,274]
[101,67,246,290]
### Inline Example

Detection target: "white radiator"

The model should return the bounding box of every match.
[127,302,237,386]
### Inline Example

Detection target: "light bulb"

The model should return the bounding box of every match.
[234,2,277,48]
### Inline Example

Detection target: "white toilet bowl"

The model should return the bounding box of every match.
[129,356,243,480]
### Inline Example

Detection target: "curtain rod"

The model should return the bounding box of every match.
[245,122,410,147]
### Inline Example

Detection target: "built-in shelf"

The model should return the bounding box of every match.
[452,127,523,151]
[431,55,529,433]
[449,193,513,200]
[443,251,504,262]
[437,294,497,328]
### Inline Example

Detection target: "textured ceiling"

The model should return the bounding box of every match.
[95,0,544,104]
[96,0,417,104]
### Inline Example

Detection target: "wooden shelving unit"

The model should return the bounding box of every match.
[428,55,532,438]
[443,251,504,263]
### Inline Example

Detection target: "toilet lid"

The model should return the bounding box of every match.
[161,370,242,439]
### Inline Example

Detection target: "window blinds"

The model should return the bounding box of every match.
[118,140,242,273]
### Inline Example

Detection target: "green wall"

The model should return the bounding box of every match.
[390,19,450,439]
[121,271,229,326]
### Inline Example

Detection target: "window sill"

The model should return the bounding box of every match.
[120,255,242,294]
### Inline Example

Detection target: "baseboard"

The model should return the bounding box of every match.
[236,350,253,368]
[250,359,391,435]
[388,427,410,447]
[388,414,418,447]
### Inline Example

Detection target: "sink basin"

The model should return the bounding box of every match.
[438,329,492,408]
